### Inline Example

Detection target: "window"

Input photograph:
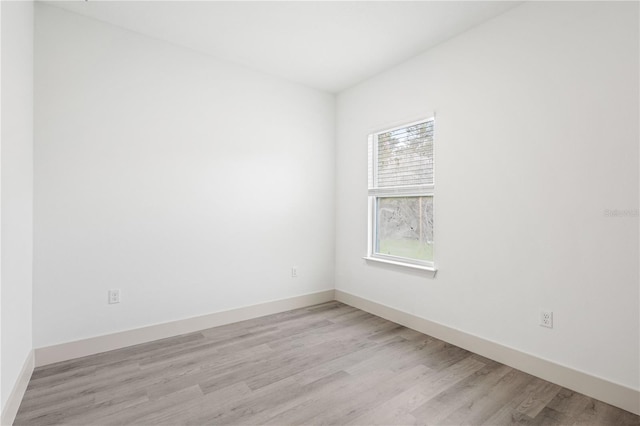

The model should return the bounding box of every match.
[367,118,435,270]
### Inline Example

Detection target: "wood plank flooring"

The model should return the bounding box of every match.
[14,302,640,425]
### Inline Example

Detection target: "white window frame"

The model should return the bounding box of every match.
[365,117,436,272]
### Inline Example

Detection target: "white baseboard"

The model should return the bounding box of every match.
[335,289,640,416]
[1,350,34,426]
[35,290,335,367]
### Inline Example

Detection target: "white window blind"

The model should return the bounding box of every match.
[368,119,434,196]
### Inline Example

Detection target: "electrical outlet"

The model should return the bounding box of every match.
[291,267,298,278]
[540,310,553,328]
[108,289,121,304]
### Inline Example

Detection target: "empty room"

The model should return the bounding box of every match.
[1,0,639,425]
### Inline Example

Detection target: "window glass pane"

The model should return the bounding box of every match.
[376,196,433,262]
[376,121,434,188]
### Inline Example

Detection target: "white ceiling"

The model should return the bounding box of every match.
[48,1,522,93]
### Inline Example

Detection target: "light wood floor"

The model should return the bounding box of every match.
[15,302,640,425]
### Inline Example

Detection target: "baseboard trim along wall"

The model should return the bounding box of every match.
[334,289,640,416]
[35,289,335,367]
[1,350,35,426]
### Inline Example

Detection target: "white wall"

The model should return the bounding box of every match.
[33,4,335,348]
[1,1,3,409]
[336,1,639,391]
[1,0,34,411]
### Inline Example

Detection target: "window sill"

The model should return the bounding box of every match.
[363,256,437,275]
